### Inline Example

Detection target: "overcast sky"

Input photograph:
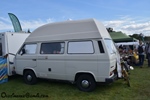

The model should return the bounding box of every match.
[0,0,150,36]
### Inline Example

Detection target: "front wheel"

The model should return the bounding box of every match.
[23,70,37,85]
[76,74,96,92]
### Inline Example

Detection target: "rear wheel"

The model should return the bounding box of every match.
[76,74,96,92]
[23,70,37,85]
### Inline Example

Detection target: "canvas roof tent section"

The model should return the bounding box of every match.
[109,31,136,43]
[25,19,112,43]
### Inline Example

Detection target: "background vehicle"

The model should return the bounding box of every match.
[0,32,29,76]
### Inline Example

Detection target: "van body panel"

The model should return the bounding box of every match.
[65,54,98,81]
[97,55,110,81]
[36,54,65,79]
[15,54,37,75]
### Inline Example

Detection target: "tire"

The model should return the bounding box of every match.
[23,70,37,85]
[76,74,96,92]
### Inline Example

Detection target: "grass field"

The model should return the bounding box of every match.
[0,61,150,100]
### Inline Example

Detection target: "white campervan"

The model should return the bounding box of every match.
[14,19,118,92]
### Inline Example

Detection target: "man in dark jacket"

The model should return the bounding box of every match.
[138,41,145,67]
[145,42,150,67]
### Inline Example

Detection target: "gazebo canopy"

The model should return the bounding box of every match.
[109,31,137,43]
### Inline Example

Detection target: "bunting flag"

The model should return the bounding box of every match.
[0,58,8,84]
[8,13,22,32]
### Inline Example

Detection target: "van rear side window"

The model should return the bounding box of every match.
[40,42,65,54]
[98,41,105,53]
[68,41,94,54]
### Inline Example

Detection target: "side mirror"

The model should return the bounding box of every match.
[21,48,26,55]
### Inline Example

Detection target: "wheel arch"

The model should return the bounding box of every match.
[23,68,37,77]
[75,72,96,82]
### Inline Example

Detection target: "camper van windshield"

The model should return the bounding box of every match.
[104,39,116,54]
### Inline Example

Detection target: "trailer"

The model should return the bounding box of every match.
[0,32,30,76]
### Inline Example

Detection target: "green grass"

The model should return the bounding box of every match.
[0,61,150,100]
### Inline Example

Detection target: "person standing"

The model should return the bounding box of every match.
[146,42,150,67]
[145,42,148,59]
[137,41,145,67]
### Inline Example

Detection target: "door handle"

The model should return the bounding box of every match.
[48,68,51,71]
[32,59,36,61]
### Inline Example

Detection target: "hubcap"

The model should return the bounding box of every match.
[81,80,90,88]
[27,75,32,81]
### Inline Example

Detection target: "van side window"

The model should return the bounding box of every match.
[40,42,65,54]
[98,41,105,53]
[68,41,94,54]
[19,44,37,55]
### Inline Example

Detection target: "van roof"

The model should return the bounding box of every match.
[25,19,111,43]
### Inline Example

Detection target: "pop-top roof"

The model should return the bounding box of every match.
[25,19,111,43]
